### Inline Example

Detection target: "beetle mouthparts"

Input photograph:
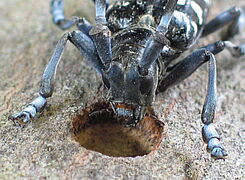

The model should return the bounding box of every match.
[113,103,141,126]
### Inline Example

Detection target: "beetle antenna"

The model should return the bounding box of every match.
[89,0,112,67]
[139,0,178,74]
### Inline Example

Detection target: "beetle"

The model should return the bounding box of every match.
[10,0,245,160]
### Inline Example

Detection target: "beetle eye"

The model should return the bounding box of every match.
[140,78,153,95]
[102,75,110,89]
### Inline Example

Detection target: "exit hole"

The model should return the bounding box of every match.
[72,101,165,157]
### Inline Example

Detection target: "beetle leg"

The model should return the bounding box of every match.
[202,7,245,40]
[10,32,104,126]
[50,0,107,30]
[158,41,245,92]
[158,44,220,92]
[201,53,228,159]
[76,18,93,36]
[51,0,112,61]
[10,33,69,125]
[68,30,104,74]
[9,96,47,127]
[158,40,245,159]
[224,41,245,57]
[50,0,76,30]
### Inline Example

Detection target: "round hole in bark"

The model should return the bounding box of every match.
[72,101,165,157]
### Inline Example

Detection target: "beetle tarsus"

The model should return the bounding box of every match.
[9,95,47,126]
[211,146,228,160]
[202,124,227,160]
[224,41,245,57]
[10,111,31,127]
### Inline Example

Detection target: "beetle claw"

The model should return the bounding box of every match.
[9,111,31,127]
[211,146,228,160]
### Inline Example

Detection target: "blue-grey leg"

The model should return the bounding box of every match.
[50,0,110,30]
[10,31,104,126]
[224,41,245,57]
[9,34,69,126]
[158,41,245,159]
[50,0,76,30]
[201,53,228,159]
[68,31,104,74]
[76,18,93,36]
[202,7,245,40]
[10,96,47,126]
[158,41,245,92]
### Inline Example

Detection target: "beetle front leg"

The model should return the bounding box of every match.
[10,96,47,126]
[10,33,69,126]
[167,50,227,159]
[157,43,243,159]
[201,53,227,159]
[10,31,104,126]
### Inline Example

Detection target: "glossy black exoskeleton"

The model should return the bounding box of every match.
[11,0,245,159]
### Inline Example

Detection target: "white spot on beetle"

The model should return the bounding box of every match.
[191,1,203,25]
[122,1,130,7]
[191,21,198,38]
[177,0,187,6]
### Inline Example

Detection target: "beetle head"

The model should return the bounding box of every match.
[102,61,158,126]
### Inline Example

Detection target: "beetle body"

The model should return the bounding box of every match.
[102,0,210,124]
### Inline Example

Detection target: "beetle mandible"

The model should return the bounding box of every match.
[10,0,245,160]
